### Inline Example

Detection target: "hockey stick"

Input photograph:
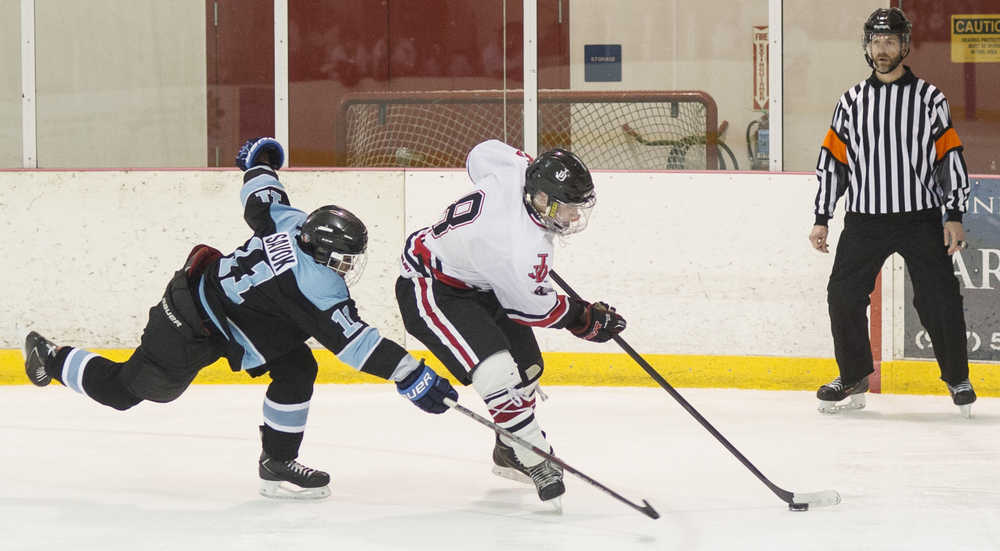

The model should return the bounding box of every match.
[548,270,841,511]
[443,397,660,519]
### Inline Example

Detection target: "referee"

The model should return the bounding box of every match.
[808,8,976,417]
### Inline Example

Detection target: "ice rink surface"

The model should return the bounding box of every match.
[2,384,998,551]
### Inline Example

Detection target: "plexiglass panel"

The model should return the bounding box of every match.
[287,0,532,167]
[900,0,1000,175]
[33,0,206,168]
[0,0,21,168]
[544,0,768,171]
[784,1,1000,174]
[783,1,882,172]
[8,1,994,171]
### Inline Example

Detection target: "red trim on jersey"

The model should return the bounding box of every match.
[413,234,472,289]
[432,269,472,290]
[512,294,569,328]
[417,278,477,369]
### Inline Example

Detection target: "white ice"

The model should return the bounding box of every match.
[2,385,998,551]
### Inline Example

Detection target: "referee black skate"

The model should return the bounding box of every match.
[809,8,975,418]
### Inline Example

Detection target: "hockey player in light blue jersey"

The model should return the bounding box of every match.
[23,137,457,499]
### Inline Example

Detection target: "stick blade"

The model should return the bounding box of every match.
[641,499,660,519]
[791,489,841,509]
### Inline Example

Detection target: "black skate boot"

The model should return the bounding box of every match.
[817,376,869,414]
[492,433,564,483]
[527,459,565,503]
[23,331,59,387]
[492,433,532,484]
[945,379,976,419]
[258,451,331,500]
[491,434,565,504]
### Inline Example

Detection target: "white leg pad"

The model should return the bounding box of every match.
[472,351,550,467]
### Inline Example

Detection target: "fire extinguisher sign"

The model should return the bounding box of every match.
[753,26,769,110]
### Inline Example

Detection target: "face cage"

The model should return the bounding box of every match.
[325,250,368,286]
[541,196,596,235]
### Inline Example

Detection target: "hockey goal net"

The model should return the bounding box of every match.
[335,90,718,170]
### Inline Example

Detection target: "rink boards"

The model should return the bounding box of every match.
[0,168,996,396]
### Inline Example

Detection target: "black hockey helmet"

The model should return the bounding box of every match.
[863,8,911,70]
[524,148,596,235]
[298,205,369,285]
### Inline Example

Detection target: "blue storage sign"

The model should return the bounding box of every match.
[584,44,621,82]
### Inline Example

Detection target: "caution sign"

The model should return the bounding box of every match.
[951,14,1000,63]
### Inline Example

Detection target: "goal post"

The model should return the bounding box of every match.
[335,90,719,170]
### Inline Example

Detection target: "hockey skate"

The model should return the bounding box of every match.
[817,376,869,414]
[491,434,565,505]
[23,331,58,387]
[258,452,331,500]
[492,434,532,484]
[946,379,977,419]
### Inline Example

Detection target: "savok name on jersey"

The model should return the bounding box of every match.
[264,232,297,275]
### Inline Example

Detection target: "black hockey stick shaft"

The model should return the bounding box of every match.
[443,397,660,519]
[549,270,795,504]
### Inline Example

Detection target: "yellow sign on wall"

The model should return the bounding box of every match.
[951,14,1000,63]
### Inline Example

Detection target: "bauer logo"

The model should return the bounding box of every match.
[263,232,297,275]
[160,298,183,329]
[405,372,433,399]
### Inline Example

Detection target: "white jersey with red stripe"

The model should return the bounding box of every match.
[400,139,572,328]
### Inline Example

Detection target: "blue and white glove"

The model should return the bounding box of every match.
[396,360,458,414]
[235,137,285,171]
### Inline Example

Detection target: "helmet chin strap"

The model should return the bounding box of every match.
[876,53,906,74]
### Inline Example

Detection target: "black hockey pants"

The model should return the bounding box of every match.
[395,276,543,385]
[827,209,969,385]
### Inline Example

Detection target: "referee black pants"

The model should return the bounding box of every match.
[827,208,969,386]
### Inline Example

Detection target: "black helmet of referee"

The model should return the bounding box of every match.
[863,8,912,71]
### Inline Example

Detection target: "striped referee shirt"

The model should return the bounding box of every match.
[814,66,970,225]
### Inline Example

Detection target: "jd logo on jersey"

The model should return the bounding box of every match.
[528,253,549,282]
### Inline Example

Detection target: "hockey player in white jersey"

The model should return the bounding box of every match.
[396,139,627,505]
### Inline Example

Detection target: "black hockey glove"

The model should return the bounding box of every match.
[569,300,627,343]
[235,137,285,171]
[396,360,458,414]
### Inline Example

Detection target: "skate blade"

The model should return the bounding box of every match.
[259,479,331,500]
[492,464,532,485]
[543,495,563,513]
[817,394,866,414]
[959,404,973,419]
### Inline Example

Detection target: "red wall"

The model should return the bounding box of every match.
[893,0,1000,174]
[207,0,570,167]
[206,0,275,168]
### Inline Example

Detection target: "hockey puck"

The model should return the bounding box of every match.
[788,502,809,512]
